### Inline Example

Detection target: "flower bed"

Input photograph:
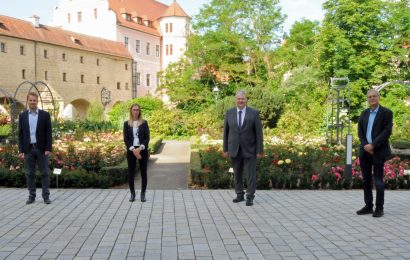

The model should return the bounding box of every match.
[0,131,163,188]
[191,144,410,189]
[0,132,125,188]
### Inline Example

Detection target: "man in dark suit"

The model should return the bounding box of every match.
[223,90,263,206]
[357,89,393,217]
[18,92,52,205]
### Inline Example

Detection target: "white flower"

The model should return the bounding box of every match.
[404,170,410,176]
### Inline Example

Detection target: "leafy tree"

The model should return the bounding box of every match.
[159,0,286,112]
[317,0,410,117]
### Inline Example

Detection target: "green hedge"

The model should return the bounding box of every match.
[150,136,163,154]
[0,162,132,188]
[190,150,206,187]
[392,139,410,149]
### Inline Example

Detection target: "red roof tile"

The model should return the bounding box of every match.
[0,15,132,59]
[160,0,190,18]
[108,0,189,36]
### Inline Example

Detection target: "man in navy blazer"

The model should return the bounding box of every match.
[356,89,393,217]
[18,92,52,205]
[223,90,264,206]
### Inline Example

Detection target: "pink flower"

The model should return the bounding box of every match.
[311,175,319,181]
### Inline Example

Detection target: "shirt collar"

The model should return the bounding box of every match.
[237,106,247,113]
[370,106,379,113]
[28,108,39,114]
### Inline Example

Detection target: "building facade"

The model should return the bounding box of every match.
[51,0,190,96]
[0,15,133,119]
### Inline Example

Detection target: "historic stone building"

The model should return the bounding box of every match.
[50,0,191,96]
[0,15,133,119]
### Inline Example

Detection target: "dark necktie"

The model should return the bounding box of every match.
[238,110,242,128]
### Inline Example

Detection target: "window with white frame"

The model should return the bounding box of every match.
[146,74,150,86]
[146,42,150,55]
[136,40,140,53]
[136,73,141,85]
[124,36,129,49]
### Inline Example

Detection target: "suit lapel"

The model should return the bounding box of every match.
[372,106,383,135]
[36,110,42,133]
[362,109,370,132]
[23,111,30,133]
[241,108,249,129]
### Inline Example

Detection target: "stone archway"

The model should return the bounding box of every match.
[62,99,90,120]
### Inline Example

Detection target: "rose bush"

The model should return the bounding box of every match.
[192,143,410,190]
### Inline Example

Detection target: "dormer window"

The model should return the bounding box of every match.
[126,14,131,21]
[137,17,143,24]
[71,36,81,45]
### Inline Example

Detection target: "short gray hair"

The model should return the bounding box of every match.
[235,90,247,98]
[366,89,380,97]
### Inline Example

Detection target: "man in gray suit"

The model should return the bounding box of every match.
[223,90,264,206]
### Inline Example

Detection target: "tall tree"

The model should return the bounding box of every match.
[317,0,409,116]
[160,0,286,113]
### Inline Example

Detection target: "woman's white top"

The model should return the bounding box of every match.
[133,121,140,147]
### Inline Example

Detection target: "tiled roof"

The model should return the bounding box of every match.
[0,15,132,59]
[108,0,167,36]
[108,0,189,36]
[160,0,190,18]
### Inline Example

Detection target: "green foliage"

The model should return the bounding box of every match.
[149,136,163,154]
[159,0,286,114]
[108,96,163,127]
[247,86,285,128]
[0,124,11,137]
[317,0,410,117]
[86,101,105,122]
[148,108,188,137]
[54,120,118,137]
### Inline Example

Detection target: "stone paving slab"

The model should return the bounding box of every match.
[0,189,409,259]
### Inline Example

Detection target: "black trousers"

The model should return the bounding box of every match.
[359,152,385,209]
[231,147,257,199]
[24,148,50,199]
[127,149,148,196]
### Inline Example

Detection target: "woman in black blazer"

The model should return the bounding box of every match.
[123,103,150,202]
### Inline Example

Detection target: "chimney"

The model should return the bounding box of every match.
[29,15,40,28]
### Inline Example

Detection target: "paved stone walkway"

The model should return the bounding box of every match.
[135,140,190,190]
[0,189,409,260]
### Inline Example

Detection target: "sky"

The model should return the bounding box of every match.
[0,0,326,33]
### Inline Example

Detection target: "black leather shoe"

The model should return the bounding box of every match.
[129,195,135,202]
[246,199,253,206]
[26,197,35,205]
[356,205,373,215]
[233,196,244,203]
[373,208,384,218]
[141,192,146,202]
[43,198,51,204]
